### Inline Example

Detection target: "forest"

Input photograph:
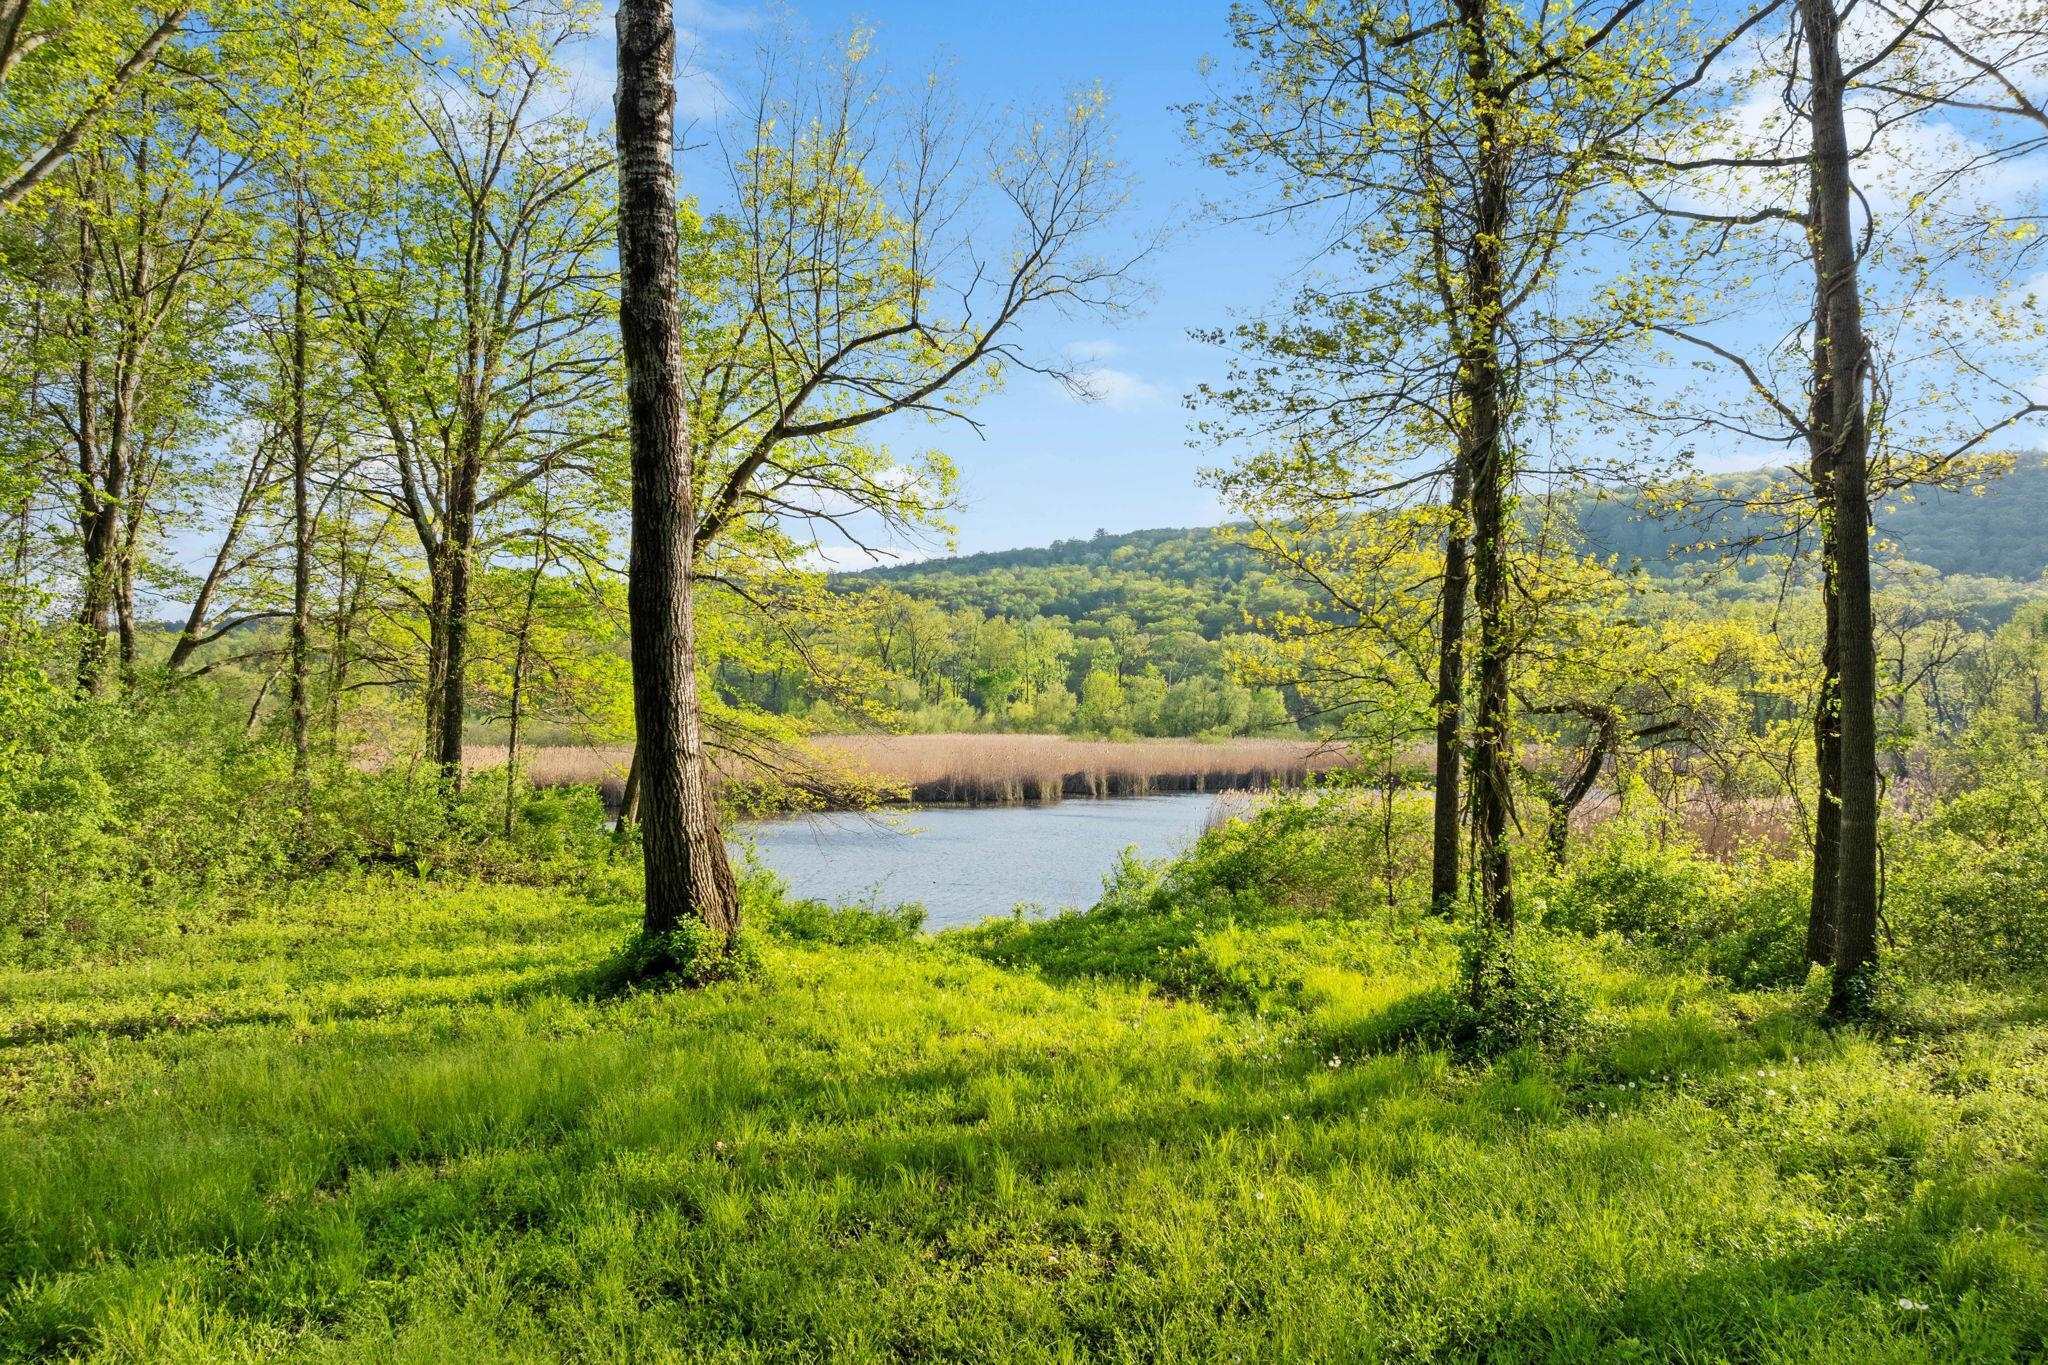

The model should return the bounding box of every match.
[739,464,2048,738]
[4,0,2048,1358]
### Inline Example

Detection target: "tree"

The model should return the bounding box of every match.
[0,1,190,211]
[1193,0,1687,964]
[327,3,615,787]
[223,0,407,811]
[615,0,740,949]
[1624,0,2048,1014]
[30,89,252,693]
[609,32,1144,943]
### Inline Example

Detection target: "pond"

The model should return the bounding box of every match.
[733,793,1224,931]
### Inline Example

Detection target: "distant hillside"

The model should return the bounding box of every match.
[1574,455,2048,581]
[862,455,2048,594]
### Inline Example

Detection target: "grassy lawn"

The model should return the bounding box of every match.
[2,877,2045,1361]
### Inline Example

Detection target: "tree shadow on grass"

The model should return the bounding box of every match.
[8,952,2045,1364]
[1454,1162,2048,1361]
[0,959,598,1050]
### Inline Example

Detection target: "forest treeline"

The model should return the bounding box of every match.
[751,463,2048,739]
[865,456,2048,587]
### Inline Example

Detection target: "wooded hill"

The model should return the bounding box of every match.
[858,456,2048,601]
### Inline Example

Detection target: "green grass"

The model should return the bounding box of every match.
[2,874,2046,1361]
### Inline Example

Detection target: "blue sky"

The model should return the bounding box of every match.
[610,0,1327,559]
[553,0,2048,563]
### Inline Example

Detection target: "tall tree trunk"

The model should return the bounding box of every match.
[1805,294,1842,967]
[114,548,136,680]
[1456,0,1515,949]
[504,518,546,839]
[1467,426,1514,937]
[423,563,448,752]
[73,218,113,695]
[1801,0,1881,1019]
[615,0,740,948]
[1429,455,1471,917]
[1808,546,1842,964]
[289,187,314,819]
[433,440,479,790]
[326,506,356,755]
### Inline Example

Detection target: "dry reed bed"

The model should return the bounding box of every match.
[470,734,1346,808]
[819,734,1346,804]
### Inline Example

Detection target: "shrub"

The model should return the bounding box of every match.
[0,643,631,964]
[594,917,762,991]
[1533,823,1809,989]
[1345,929,1592,1060]
[1456,927,1594,1058]
[1688,858,1811,989]
[0,657,307,959]
[1887,757,2048,981]
[1535,822,1725,941]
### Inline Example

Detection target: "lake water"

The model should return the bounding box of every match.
[733,793,1223,931]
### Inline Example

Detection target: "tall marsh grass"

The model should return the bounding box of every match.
[473,733,1346,808]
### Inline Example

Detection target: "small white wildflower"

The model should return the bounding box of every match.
[1897,1298,1930,1312]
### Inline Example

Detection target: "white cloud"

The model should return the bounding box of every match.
[1065,366,1164,411]
[1063,338,1124,364]
[1056,340,1163,410]
[801,542,927,573]
[551,6,751,125]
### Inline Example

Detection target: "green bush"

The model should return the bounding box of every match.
[1535,822,1725,941]
[1689,858,1812,989]
[595,917,762,991]
[1340,929,1592,1060]
[1888,754,2048,981]
[1533,823,1809,989]
[1457,927,1594,1057]
[0,656,307,959]
[0,646,629,964]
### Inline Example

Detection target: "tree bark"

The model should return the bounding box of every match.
[1429,455,1471,916]
[615,0,740,946]
[1455,0,1515,945]
[504,511,547,839]
[1801,0,1881,1019]
[73,216,114,695]
[432,484,475,789]
[114,545,136,680]
[289,185,314,818]
[423,563,448,754]
[616,742,642,835]
[1807,486,1842,967]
